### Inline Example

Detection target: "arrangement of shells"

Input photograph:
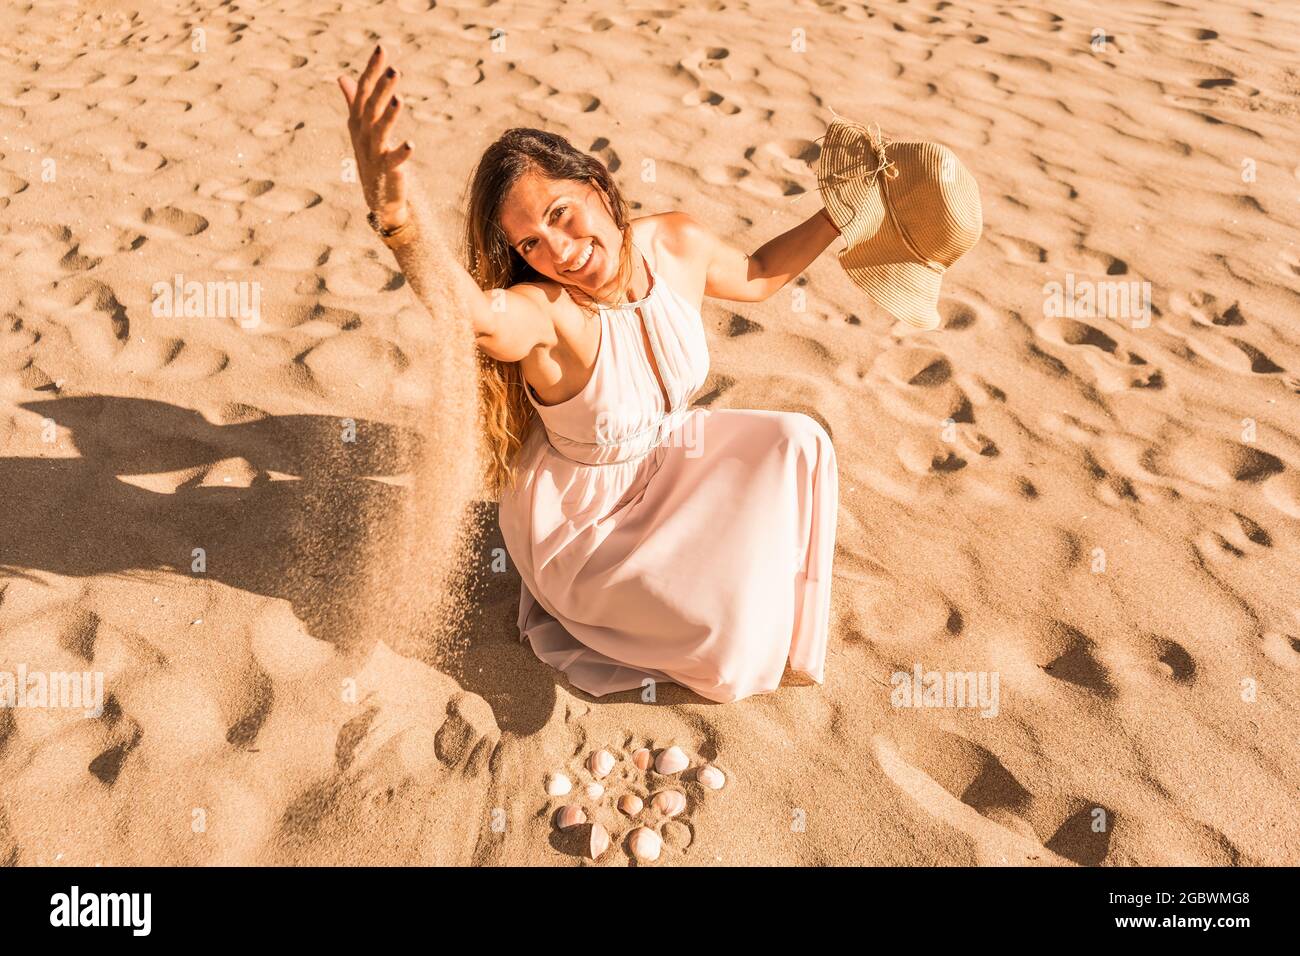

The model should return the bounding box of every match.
[546,745,727,864]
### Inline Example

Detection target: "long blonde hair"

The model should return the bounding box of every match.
[461,128,638,499]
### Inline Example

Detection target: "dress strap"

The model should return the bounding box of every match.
[595,238,655,312]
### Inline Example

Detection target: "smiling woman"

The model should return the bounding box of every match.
[339,45,841,703]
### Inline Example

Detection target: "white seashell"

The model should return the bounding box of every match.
[628,826,662,862]
[546,773,572,797]
[698,765,726,790]
[618,794,643,816]
[632,748,652,771]
[587,749,615,778]
[586,782,604,799]
[651,790,687,817]
[654,746,689,775]
[588,822,610,859]
[555,805,587,830]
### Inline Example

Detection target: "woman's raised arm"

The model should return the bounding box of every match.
[337,46,551,364]
[671,208,841,304]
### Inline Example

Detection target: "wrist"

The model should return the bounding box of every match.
[368,201,412,242]
[377,201,410,231]
[819,207,841,236]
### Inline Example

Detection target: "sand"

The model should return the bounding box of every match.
[1,0,1298,866]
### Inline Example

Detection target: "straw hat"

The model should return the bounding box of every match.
[815,114,982,330]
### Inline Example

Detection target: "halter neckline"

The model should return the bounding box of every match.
[595,240,658,312]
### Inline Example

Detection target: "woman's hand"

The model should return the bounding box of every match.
[337,44,412,230]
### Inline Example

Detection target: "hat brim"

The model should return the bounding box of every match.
[839,247,943,330]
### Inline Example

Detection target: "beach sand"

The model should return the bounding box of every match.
[1,0,1298,866]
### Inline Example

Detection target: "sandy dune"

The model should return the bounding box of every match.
[1,0,1298,865]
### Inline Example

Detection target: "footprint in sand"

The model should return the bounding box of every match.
[549,91,601,114]
[440,58,485,88]
[1260,627,1300,674]
[30,278,129,363]
[250,118,306,138]
[725,152,808,198]
[295,334,410,397]
[88,696,145,788]
[0,170,29,206]
[0,85,57,107]
[1192,508,1273,564]
[1036,620,1117,698]
[751,136,821,179]
[546,742,726,865]
[1260,469,1300,519]
[1035,316,1165,393]
[204,178,323,214]
[1159,293,1287,378]
[1118,633,1198,685]
[99,95,146,115]
[1162,26,1219,42]
[998,8,1063,31]
[1,224,100,279]
[988,232,1047,265]
[680,47,752,83]
[136,54,199,77]
[116,205,209,240]
[321,256,403,297]
[896,426,998,477]
[873,731,1114,865]
[104,141,167,175]
[115,335,230,382]
[214,241,330,273]
[1146,434,1284,491]
[846,345,975,428]
[682,86,742,116]
[1279,249,1300,278]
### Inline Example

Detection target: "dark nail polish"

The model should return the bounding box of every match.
[386,67,395,78]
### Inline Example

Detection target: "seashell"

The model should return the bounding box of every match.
[618,794,643,816]
[651,790,687,817]
[654,745,689,775]
[586,749,615,778]
[698,765,726,790]
[546,773,572,797]
[586,782,604,799]
[555,805,587,830]
[632,748,652,771]
[628,826,662,863]
[588,822,610,860]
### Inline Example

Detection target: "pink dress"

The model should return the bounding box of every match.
[497,240,839,703]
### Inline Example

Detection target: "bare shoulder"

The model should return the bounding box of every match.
[643,211,697,258]
[641,211,708,306]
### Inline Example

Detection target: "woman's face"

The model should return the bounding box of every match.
[499,172,624,297]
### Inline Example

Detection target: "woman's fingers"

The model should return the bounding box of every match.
[337,74,358,110]
[363,66,398,126]
[337,44,412,213]
[373,94,402,149]
[354,44,387,118]
[380,140,413,173]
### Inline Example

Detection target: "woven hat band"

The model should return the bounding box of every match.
[814,115,983,330]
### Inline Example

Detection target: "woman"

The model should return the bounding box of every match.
[339,46,840,703]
